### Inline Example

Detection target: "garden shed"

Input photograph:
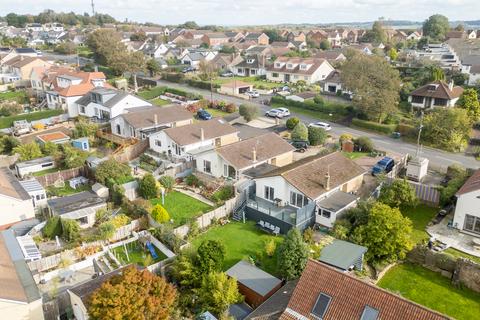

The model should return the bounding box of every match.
[319,239,367,271]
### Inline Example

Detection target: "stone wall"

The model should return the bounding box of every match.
[407,246,480,293]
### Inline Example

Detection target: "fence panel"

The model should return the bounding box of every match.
[408,181,440,206]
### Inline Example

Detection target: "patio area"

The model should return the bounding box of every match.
[246,197,298,225]
[427,213,480,258]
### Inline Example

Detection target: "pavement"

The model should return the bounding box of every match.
[155,79,480,170]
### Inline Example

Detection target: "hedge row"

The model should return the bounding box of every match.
[186,79,221,90]
[271,95,351,116]
[351,118,396,134]
[139,86,203,101]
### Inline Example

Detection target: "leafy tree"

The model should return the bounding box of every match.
[198,59,218,82]
[171,250,200,288]
[319,39,331,50]
[422,108,472,152]
[180,21,199,29]
[98,222,115,240]
[363,20,387,44]
[354,136,374,152]
[378,179,418,209]
[423,14,450,40]
[86,29,124,66]
[151,204,170,223]
[431,66,445,81]
[286,117,300,130]
[54,41,77,54]
[388,48,398,61]
[146,59,160,76]
[341,53,401,123]
[351,202,413,263]
[61,144,88,169]
[130,31,147,41]
[197,240,226,274]
[42,141,60,157]
[457,88,480,121]
[454,24,465,32]
[0,135,20,154]
[88,265,176,320]
[43,216,62,239]
[61,219,80,242]
[13,142,42,161]
[277,228,308,280]
[139,173,159,199]
[262,29,284,43]
[239,104,259,122]
[196,272,242,316]
[291,122,308,141]
[95,159,131,185]
[308,126,327,146]
[159,175,174,192]
[73,118,98,138]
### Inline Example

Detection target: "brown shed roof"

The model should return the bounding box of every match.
[121,105,192,129]
[280,260,450,320]
[258,152,365,200]
[164,119,238,146]
[410,81,464,100]
[456,169,480,196]
[217,133,294,170]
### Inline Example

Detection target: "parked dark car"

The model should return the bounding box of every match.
[372,157,395,176]
[290,140,309,153]
[197,109,212,120]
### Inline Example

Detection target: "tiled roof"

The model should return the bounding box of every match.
[120,105,192,129]
[280,260,450,320]
[258,152,365,200]
[0,167,30,200]
[267,57,332,76]
[245,280,298,320]
[217,133,294,170]
[410,81,463,100]
[456,169,480,195]
[164,119,238,146]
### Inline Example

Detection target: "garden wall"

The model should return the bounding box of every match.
[113,139,149,163]
[36,166,87,187]
[407,246,480,293]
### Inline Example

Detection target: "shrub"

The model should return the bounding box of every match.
[159,175,175,192]
[265,239,277,257]
[187,221,200,240]
[151,204,170,223]
[61,219,80,242]
[224,103,236,113]
[286,117,300,130]
[161,72,184,83]
[308,126,327,146]
[110,214,131,228]
[139,173,159,199]
[239,104,259,122]
[98,222,116,240]
[396,123,417,138]
[351,118,396,135]
[185,174,201,187]
[291,122,308,141]
[95,159,132,185]
[354,136,374,152]
[43,216,62,239]
[211,186,234,203]
[339,133,353,143]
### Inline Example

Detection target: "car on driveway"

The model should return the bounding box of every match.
[290,140,309,152]
[308,121,331,131]
[265,108,284,118]
[246,90,260,98]
[371,157,395,176]
[197,109,212,120]
[277,107,290,117]
[182,66,195,73]
[220,71,234,77]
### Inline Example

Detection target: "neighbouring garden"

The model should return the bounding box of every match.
[378,262,480,320]
[0,109,64,129]
[112,240,167,266]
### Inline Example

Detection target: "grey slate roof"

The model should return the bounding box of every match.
[226,260,281,297]
[15,156,54,168]
[48,191,106,215]
[316,190,358,212]
[319,239,367,271]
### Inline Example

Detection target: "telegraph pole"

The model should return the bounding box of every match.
[91,0,95,16]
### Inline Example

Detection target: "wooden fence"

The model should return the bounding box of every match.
[408,180,440,206]
[112,139,149,163]
[36,166,87,187]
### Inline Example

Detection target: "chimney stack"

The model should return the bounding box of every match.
[200,128,205,140]
[252,147,257,163]
[448,80,454,91]
[94,65,98,72]
[324,171,331,191]
[154,114,158,125]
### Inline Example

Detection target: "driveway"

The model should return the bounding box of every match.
[154,79,480,170]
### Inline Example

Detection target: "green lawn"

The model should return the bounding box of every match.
[112,240,167,266]
[46,184,91,197]
[378,262,480,320]
[271,104,344,122]
[151,191,212,226]
[32,167,61,177]
[206,108,230,118]
[212,76,279,89]
[444,248,480,265]
[192,221,284,276]
[0,90,28,103]
[401,205,438,244]
[151,97,171,106]
[0,109,64,129]
[342,151,368,160]
[138,87,166,100]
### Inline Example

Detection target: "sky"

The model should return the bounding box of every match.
[1,0,479,25]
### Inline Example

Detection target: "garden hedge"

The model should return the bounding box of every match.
[351,118,396,135]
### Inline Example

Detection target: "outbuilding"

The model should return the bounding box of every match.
[319,239,367,271]
[36,131,70,145]
[226,260,282,308]
[219,80,253,96]
[15,156,56,178]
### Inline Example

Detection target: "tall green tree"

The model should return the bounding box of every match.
[351,202,413,263]
[277,228,309,280]
[341,53,401,122]
[457,88,480,121]
[197,240,226,274]
[291,122,308,141]
[13,142,42,161]
[422,108,472,152]
[423,14,450,40]
[61,145,88,169]
[139,173,159,200]
[95,159,132,185]
[378,179,418,209]
[196,272,242,316]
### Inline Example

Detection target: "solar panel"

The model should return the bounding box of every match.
[311,293,331,319]
[360,305,379,320]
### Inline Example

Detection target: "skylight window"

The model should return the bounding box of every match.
[360,305,379,320]
[311,293,331,319]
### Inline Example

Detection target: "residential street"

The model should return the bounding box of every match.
[155,79,480,170]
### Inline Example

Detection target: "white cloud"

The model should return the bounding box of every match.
[0,0,478,25]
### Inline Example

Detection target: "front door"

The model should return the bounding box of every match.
[284,74,290,82]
